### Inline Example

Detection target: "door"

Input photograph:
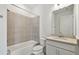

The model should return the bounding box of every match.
[0,16,3,54]
[46,44,57,55]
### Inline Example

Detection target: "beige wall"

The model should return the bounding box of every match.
[7,11,39,46]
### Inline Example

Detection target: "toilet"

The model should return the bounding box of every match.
[32,38,46,55]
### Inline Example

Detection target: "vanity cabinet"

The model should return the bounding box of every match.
[46,44,74,55]
[58,48,74,55]
[46,40,76,55]
[46,44,57,55]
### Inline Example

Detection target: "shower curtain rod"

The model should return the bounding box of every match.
[10,4,38,16]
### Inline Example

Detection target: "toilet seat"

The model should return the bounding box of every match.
[32,45,44,55]
[33,45,43,51]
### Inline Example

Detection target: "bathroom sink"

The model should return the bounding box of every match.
[47,36,68,41]
[56,36,67,40]
[60,37,66,40]
[58,36,66,40]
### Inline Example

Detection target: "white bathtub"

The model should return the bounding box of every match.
[7,40,38,55]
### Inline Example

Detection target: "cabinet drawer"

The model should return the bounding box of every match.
[46,40,76,52]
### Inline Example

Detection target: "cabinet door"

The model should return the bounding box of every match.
[46,44,57,55]
[58,48,75,55]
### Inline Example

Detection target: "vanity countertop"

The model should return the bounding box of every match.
[46,36,77,45]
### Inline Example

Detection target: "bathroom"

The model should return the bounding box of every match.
[0,4,79,55]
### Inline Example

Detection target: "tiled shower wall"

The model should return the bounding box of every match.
[7,11,39,46]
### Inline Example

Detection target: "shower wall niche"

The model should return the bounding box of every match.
[7,10,39,46]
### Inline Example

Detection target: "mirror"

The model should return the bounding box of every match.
[53,5,75,38]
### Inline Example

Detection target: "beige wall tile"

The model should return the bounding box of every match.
[7,11,39,46]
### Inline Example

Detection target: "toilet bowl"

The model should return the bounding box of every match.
[32,45,44,55]
[32,38,46,55]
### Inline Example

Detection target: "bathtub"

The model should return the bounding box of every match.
[7,40,38,55]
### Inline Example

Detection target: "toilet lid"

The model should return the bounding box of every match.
[33,45,43,51]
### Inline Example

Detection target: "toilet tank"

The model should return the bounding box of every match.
[40,38,46,46]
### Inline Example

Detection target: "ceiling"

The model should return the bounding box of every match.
[24,4,41,9]
[24,4,54,9]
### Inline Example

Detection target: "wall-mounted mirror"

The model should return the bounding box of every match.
[52,4,75,38]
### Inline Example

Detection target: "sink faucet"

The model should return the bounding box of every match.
[58,35,63,37]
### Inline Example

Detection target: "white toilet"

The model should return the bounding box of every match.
[32,38,46,55]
